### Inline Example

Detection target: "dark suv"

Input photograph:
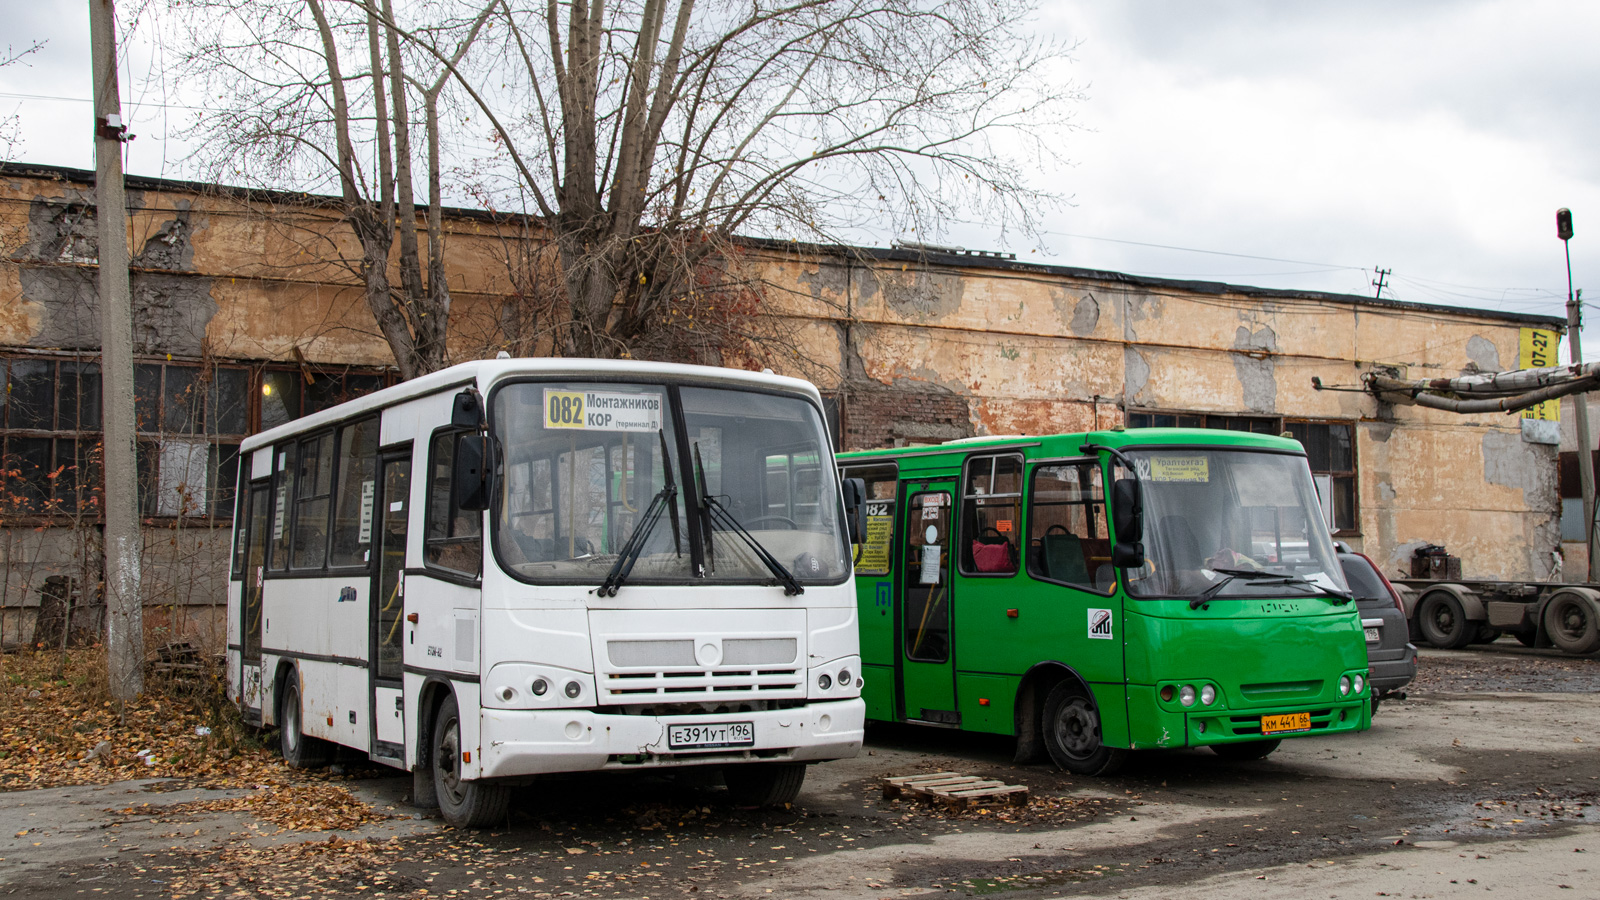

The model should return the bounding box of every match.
[1334,542,1417,714]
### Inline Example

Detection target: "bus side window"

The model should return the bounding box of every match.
[329,417,380,568]
[268,444,296,572]
[425,430,483,577]
[1026,461,1112,593]
[960,454,1022,575]
[291,432,334,569]
[839,463,897,575]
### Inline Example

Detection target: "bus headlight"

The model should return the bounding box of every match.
[1200,684,1216,706]
[1339,676,1351,696]
[1352,674,1365,694]
[530,678,549,696]
[564,680,582,699]
[818,673,833,691]
[838,669,851,689]
[1179,685,1197,707]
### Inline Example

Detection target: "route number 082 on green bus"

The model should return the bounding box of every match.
[838,427,1371,774]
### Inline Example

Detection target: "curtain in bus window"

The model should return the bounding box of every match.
[1027,461,1111,591]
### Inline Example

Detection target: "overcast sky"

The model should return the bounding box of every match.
[4,0,1596,346]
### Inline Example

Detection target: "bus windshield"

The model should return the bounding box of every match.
[1120,448,1347,600]
[491,381,849,586]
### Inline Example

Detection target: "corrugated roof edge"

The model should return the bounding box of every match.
[5,161,1563,330]
[240,357,821,453]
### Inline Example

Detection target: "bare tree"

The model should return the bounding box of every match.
[168,2,492,378]
[0,41,47,161]
[399,0,1078,359]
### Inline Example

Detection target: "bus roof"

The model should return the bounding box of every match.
[837,427,1305,464]
[241,358,823,452]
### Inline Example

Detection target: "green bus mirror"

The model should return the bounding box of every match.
[1112,477,1142,545]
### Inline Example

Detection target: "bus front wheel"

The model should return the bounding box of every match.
[431,694,511,828]
[278,671,332,769]
[723,762,807,807]
[1041,683,1127,776]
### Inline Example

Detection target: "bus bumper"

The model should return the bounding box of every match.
[476,698,866,778]
[1126,686,1370,750]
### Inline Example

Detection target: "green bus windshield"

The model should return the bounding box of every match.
[1119,448,1347,599]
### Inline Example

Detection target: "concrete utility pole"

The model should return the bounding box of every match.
[1557,209,1596,581]
[90,0,144,699]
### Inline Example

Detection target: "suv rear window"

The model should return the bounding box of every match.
[1338,555,1389,602]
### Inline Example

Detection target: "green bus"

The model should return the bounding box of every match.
[838,427,1370,774]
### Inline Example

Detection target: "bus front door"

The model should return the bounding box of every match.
[239,482,269,720]
[900,484,958,725]
[369,452,411,762]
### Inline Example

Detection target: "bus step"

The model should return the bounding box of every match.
[881,772,1030,810]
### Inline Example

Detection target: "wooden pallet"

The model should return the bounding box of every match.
[881,771,1029,810]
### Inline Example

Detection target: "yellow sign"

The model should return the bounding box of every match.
[1149,456,1209,483]
[856,501,894,575]
[544,390,588,428]
[1519,327,1561,422]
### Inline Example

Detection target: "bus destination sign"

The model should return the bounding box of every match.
[544,389,665,432]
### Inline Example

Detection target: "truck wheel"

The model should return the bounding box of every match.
[1212,739,1281,761]
[723,763,807,807]
[431,694,511,828]
[1543,591,1600,655]
[1041,682,1127,776]
[1417,591,1472,649]
[278,671,333,769]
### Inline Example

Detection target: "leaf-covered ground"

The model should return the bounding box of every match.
[0,648,384,833]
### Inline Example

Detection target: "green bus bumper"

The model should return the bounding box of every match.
[1126,685,1370,750]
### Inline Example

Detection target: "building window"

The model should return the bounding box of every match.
[1285,420,1357,534]
[0,352,395,521]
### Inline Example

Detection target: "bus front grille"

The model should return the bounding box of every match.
[601,668,802,703]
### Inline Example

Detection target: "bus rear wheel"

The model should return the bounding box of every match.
[723,762,807,807]
[278,672,332,769]
[1041,682,1127,776]
[1212,739,1281,761]
[431,694,511,829]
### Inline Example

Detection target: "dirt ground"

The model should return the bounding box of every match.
[2,641,1598,899]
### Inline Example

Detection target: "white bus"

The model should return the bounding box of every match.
[227,359,866,827]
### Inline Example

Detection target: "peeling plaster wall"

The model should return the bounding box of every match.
[0,168,1567,602]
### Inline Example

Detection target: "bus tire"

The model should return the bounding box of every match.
[278,672,332,769]
[431,694,511,828]
[723,763,807,807]
[1041,682,1126,776]
[1211,739,1281,761]
[1416,591,1471,649]
[1543,591,1600,655]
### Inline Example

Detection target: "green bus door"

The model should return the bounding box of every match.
[900,483,957,725]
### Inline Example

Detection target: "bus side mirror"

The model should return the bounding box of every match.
[1112,478,1142,544]
[455,433,494,511]
[842,477,866,544]
[452,388,485,430]
[1112,542,1145,569]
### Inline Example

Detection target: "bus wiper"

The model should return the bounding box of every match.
[595,431,681,598]
[1191,567,1297,609]
[693,442,805,596]
[1192,567,1352,608]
